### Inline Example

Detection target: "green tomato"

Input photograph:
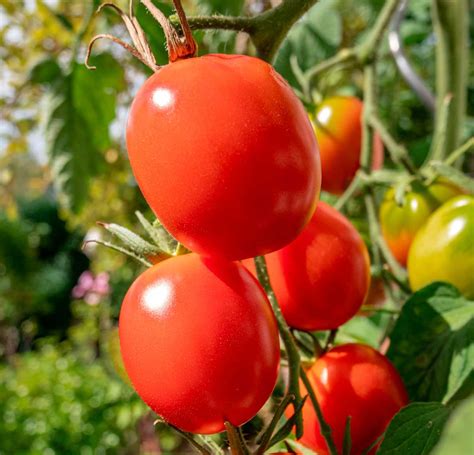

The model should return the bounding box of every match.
[380,179,464,266]
[408,195,474,298]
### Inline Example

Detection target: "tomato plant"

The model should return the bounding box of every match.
[127,54,321,260]
[379,179,464,266]
[119,253,280,434]
[313,96,383,194]
[6,0,469,453]
[245,201,370,330]
[297,344,408,454]
[408,195,474,299]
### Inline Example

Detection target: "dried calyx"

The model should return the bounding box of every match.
[85,0,197,71]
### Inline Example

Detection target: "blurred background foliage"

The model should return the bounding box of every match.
[0,0,472,453]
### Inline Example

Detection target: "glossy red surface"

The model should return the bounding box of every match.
[127,54,321,260]
[298,344,408,454]
[313,96,383,194]
[245,202,370,330]
[119,253,280,434]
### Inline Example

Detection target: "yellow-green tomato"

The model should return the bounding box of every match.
[408,195,474,298]
[379,179,464,266]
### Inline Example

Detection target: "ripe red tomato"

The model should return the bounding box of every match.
[297,344,408,454]
[119,253,280,434]
[379,179,464,266]
[313,96,383,194]
[245,202,370,330]
[127,54,321,260]
[408,195,474,298]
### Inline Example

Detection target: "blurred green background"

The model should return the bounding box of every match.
[0,0,472,453]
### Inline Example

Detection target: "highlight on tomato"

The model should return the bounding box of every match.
[119,253,280,434]
[408,195,474,298]
[245,201,370,331]
[312,96,384,194]
[127,54,321,261]
[296,344,408,454]
[379,178,464,266]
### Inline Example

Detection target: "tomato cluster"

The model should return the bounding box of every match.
[121,54,320,434]
[117,52,409,450]
[379,178,464,266]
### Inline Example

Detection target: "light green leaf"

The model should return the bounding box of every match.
[387,283,474,404]
[432,395,474,455]
[377,402,450,455]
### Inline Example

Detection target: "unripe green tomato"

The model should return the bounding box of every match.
[379,179,464,266]
[408,195,474,298]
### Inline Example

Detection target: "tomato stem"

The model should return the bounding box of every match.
[429,0,468,162]
[225,422,249,455]
[256,394,295,454]
[254,256,305,439]
[300,368,339,455]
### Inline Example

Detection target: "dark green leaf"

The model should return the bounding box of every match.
[45,53,124,212]
[432,395,474,454]
[29,58,63,85]
[274,0,342,89]
[387,283,474,403]
[377,402,450,455]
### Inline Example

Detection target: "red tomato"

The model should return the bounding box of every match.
[297,344,408,454]
[245,202,370,330]
[119,253,280,434]
[313,96,383,194]
[127,54,321,260]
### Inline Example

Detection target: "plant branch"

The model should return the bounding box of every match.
[225,422,249,455]
[254,256,304,438]
[180,0,320,61]
[256,394,295,454]
[431,0,469,161]
[368,113,417,174]
[300,368,338,455]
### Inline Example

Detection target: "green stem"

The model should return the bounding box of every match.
[335,173,364,211]
[184,0,319,61]
[256,394,294,454]
[254,256,304,438]
[444,137,474,166]
[300,369,338,455]
[357,0,401,63]
[368,113,417,174]
[430,0,468,160]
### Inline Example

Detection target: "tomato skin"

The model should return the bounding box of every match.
[245,202,370,330]
[126,54,321,260]
[408,195,474,298]
[119,253,280,434]
[313,96,383,194]
[379,179,464,266]
[297,344,408,454]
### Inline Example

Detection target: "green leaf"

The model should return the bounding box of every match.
[387,283,474,403]
[29,58,63,85]
[274,0,342,89]
[44,53,124,212]
[432,395,474,454]
[335,315,385,348]
[377,402,450,455]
